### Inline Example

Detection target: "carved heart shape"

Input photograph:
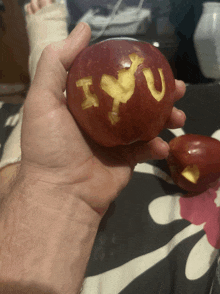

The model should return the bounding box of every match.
[66,39,175,147]
[167,134,220,193]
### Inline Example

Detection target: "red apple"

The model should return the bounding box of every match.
[167,134,220,193]
[67,38,176,147]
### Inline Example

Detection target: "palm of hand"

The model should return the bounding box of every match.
[20,91,132,214]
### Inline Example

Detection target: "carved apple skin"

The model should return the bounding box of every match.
[167,134,220,193]
[66,39,176,147]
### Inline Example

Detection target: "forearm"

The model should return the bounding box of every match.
[0,175,101,294]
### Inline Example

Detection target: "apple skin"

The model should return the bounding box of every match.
[66,39,176,147]
[167,134,220,193]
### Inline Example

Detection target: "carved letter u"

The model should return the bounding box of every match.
[142,68,165,102]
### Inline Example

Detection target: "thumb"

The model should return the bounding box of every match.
[23,22,91,120]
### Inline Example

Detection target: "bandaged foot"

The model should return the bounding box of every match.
[0,0,69,171]
[25,0,69,81]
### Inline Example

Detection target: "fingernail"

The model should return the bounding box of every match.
[73,22,86,35]
[162,141,170,150]
[157,137,169,149]
[176,109,185,118]
[175,79,185,87]
[68,22,87,45]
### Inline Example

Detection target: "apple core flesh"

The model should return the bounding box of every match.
[181,165,200,184]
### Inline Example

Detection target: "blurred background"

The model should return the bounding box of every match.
[0,0,217,104]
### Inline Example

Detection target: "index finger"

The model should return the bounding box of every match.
[174,79,186,102]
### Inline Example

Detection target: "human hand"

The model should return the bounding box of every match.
[19,23,186,215]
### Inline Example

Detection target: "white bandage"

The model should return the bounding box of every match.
[0,2,69,170]
[25,2,69,81]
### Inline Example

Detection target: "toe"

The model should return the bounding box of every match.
[26,3,33,15]
[30,0,40,13]
[39,0,54,8]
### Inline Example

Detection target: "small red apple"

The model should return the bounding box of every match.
[67,38,176,147]
[167,134,220,193]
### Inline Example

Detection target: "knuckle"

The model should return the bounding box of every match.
[41,41,65,63]
[44,41,64,55]
[42,43,55,57]
[40,43,60,66]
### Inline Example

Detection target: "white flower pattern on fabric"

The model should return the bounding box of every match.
[149,190,220,280]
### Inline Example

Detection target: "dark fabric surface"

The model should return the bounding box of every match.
[0,102,22,161]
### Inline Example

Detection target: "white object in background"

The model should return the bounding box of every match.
[77,0,151,41]
[194,2,220,79]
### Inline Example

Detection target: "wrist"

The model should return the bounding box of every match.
[16,163,112,216]
[11,170,102,222]
[1,170,101,293]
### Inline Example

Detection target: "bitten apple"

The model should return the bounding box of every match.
[67,38,176,147]
[167,134,220,193]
